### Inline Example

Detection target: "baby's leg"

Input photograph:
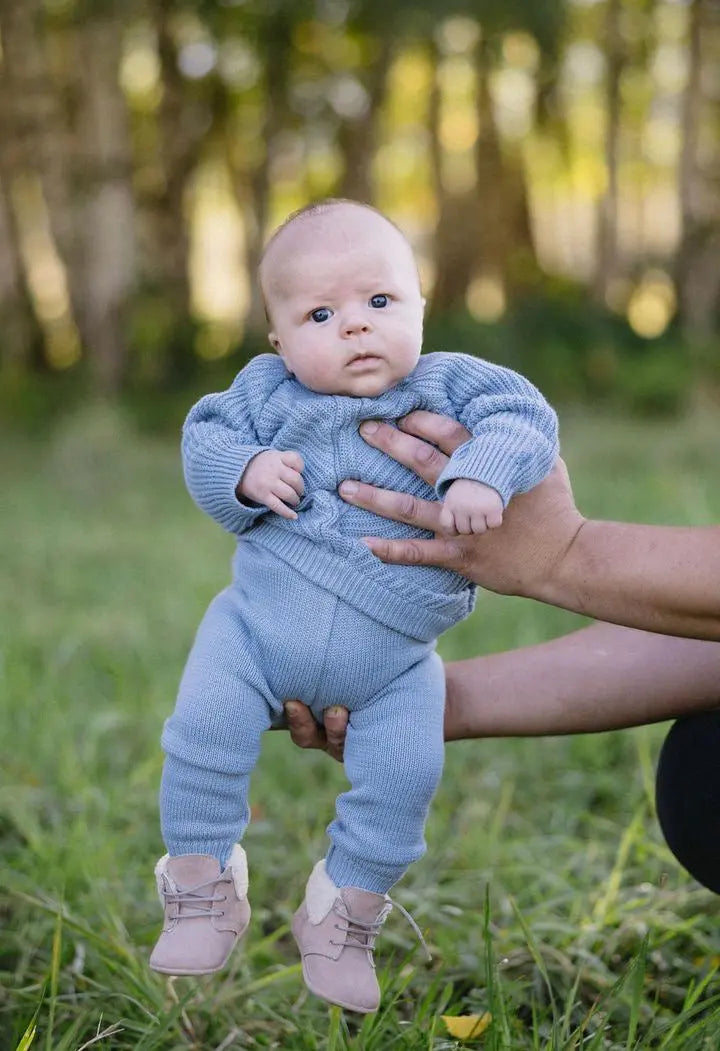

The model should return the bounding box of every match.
[325,651,446,893]
[160,588,273,867]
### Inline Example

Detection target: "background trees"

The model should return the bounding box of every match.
[0,0,718,409]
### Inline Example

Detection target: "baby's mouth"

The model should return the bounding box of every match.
[347,353,382,368]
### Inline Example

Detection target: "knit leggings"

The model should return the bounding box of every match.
[160,545,445,893]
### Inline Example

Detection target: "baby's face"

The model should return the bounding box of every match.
[262,206,424,397]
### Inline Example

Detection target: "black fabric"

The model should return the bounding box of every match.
[655,709,720,894]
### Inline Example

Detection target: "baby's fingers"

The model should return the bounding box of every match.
[486,509,503,529]
[266,494,298,520]
[470,513,488,534]
[280,465,305,498]
[281,450,304,473]
[274,480,301,506]
[453,510,473,535]
[439,505,458,535]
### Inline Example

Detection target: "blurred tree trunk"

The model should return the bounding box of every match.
[0,0,84,355]
[430,34,541,316]
[677,0,720,342]
[594,0,624,303]
[474,37,510,285]
[226,16,294,335]
[474,37,540,298]
[428,38,482,315]
[503,159,540,293]
[0,27,45,372]
[0,174,45,371]
[335,36,394,202]
[75,13,136,395]
[1,1,135,393]
[139,0,206,383]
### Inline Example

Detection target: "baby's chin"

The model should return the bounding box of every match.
[333,377,399,398]
[332,367,417,398]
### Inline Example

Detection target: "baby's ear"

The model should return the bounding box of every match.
[269,333,292,373]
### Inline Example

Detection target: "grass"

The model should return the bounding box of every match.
[1,403,719,1049]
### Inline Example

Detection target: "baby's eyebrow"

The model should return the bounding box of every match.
[291,291,333,305]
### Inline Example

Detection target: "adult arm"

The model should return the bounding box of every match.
[285,622,720,750]
[444,622,720,738]
[340,413,720,641]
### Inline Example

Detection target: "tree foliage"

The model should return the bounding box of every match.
[0,0,717,406]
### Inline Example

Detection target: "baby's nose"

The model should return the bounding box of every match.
[342,315,372,336]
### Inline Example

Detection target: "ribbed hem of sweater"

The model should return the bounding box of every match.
[248,523,475,642]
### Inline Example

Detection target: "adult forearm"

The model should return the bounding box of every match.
[541,521,720,640]
[444,622,720,739]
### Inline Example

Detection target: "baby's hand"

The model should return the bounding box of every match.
[237,450,305,520]
[440,479,503,535]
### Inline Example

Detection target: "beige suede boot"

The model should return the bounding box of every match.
[291,860,395,1013]
[149,844,250,975]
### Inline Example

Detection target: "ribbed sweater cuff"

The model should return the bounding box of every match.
[191,445,269,532]
[436,438,522,506]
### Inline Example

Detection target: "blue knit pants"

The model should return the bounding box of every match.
[160,544,446,893]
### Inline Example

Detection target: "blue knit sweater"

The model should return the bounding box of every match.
[182,352,558,641]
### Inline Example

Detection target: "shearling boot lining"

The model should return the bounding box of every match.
[154,844,249,902]
[305,859,342,924]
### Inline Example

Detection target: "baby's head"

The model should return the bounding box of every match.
[259,199,424,397]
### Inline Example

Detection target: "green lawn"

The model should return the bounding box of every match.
[1,405,719,1049]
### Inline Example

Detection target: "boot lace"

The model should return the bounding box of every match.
[330,897,432,961]
[161,874,233,921]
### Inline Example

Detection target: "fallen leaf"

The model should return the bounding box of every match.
[441,1012,492,1040]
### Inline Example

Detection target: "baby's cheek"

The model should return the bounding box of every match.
[298,358,339,394]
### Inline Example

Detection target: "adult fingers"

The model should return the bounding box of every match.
[362,535,470,571]
[285,701,327,751]
[358,420,449,486]
[398,411,471,456]
[283,701,347,763]
[323,707,349,763]
[339,480,443,531]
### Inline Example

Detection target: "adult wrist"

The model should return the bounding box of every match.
[530,516,591,614]
[442,662,473,742]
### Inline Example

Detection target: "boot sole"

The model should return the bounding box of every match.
[150,919,249,976]
[150,960,230,976]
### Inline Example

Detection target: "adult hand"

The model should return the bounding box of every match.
[338,411,584,601]
[284,701,348,762]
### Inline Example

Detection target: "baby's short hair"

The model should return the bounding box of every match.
[260,198,405,266]
[258,198,413,321]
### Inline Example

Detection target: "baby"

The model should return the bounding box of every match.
[149,199,558,1012]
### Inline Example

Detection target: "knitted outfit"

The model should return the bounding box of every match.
[160,351,558,892]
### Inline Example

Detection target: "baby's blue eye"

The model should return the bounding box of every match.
[370,294,389,309]
[310,307,332,323]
